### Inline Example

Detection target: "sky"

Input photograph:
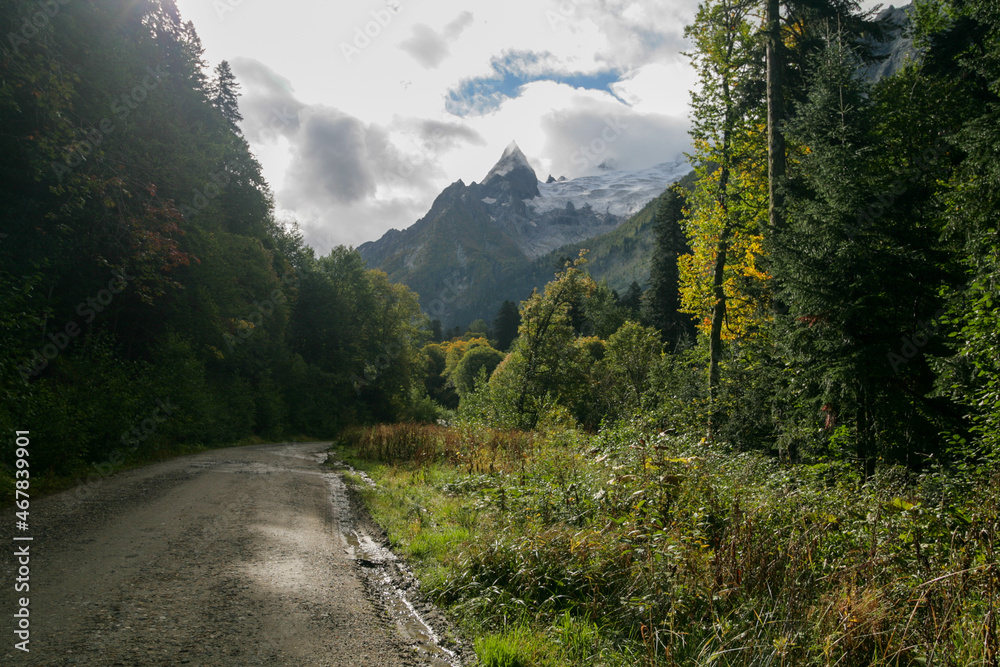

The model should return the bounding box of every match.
[173,0,886,254]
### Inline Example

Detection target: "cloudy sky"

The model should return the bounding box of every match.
[170,0,713,252]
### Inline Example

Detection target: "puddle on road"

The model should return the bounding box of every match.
[327,462,460,667]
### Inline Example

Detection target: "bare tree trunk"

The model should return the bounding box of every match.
[766,0,786,232]
[708,238,728,438]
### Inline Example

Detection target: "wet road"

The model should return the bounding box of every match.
[3,442,453,666]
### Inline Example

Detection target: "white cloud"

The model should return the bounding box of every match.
[176,0,702,252]
[398,11,475,69]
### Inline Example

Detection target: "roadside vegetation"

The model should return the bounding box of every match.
[337,3,1000,661]
[336,422,997,666]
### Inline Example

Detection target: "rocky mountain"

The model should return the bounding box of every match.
[861,4,919,82]
[358,142,691,327]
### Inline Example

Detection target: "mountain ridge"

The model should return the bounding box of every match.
[359,143,692,326]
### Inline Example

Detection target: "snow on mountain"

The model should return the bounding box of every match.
[359,141,695,327]
[528,157,691,218]
[485,140,533,179]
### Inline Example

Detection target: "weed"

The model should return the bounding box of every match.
[337,423,999,666]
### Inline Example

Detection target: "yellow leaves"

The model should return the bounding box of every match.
[679,160,771,341]
[679,223,771,340]
[741,236,772,282]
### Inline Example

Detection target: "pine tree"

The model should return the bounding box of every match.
[493,300,521,351]
[774,31,955,470]
[618,281,643,319]
[921,0,1000,463]
[681,0,767,435]
[644,187,696,349]
[209,60,243,131]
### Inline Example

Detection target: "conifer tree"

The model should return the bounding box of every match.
[493,300,521,351]
[209,60,243,131]
[644,187,696,349]
[774,30,956,470]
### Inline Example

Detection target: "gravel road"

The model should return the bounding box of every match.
[3,442,461,666]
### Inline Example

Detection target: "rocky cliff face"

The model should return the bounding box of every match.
[860,4,919,82]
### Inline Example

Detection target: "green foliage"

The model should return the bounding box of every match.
[467,318,490,335]
[0,0,431,484]
[452,345,505,398]
[340,3,1000,665]
[477,255,597,430]
[582,281,628,339]
[602,321,663,419]
[920,0,1000,466]
[644,185,696,350]
[345,422,1000,666]
[492,300,521,352]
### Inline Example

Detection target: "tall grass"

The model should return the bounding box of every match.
[339,423,535,470]
[338,421,1000,666]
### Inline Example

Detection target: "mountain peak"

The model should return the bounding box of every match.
[502,140,523,158]
[485,140,534,181]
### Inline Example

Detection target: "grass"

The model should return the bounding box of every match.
[334,420,1000,667]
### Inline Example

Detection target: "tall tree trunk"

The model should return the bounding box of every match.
[708,238,728,438]
[856,384,876,478]
[766,0,786,232]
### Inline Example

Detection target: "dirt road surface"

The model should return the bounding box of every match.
[3,442,462,666]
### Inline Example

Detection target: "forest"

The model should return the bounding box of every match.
[2,0,998,664]
[0,0,434,484]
